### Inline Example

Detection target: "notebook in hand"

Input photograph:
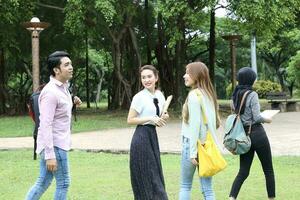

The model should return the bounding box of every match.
[161,95,173,115]
[260,110,280,119]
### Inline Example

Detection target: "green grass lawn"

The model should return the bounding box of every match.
[0,111,128,138]
[1,150,299,200]
[0,108,180,138]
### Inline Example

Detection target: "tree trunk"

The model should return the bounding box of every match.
[208,8,216,86]
[92,66,105,106]
[109,33,132,109]
[144,0,152,64]
[174,13,186,108]
[105,14,135,110]
[156,13,175,99]
[129,27,142,68]
[126,28,141,96]
[276,70,286,91]
[85,30,90,108]
[288,81,294,97]
[109,69,121,110]
[0,48,6,114]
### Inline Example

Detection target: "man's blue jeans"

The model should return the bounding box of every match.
[26,147,70,200]
[179,137,215,200]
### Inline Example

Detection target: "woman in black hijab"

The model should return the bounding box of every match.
[232,67,257,114]
[229,67,276,200]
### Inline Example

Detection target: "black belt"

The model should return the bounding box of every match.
[138,124,156,128]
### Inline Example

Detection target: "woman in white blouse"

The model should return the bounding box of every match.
[127,65,169,200]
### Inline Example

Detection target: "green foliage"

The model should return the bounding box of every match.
[0,0,36,114]
[2,0,300,114]
[0,0,34,25]
[89,49,111,72]
[293,89,300,98]
[65,0,139,36]
[64,0,87,35]
[156,0,212,48]
[0,0,35,65]
[258,28,300,55]
[73,49,113,102]
[253,80,281,98]
[94,0,117,26]
[227,0,300,39]
[287,50,300,87]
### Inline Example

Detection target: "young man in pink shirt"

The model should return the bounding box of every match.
[26,51,81,200]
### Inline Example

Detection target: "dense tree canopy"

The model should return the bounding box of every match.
[0,0,300,115]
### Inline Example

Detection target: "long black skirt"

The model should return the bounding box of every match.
[130,124,168,200]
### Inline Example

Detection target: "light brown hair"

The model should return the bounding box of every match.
[182,62,220,127]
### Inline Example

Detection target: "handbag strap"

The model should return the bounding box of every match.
[194,89,211,139]
[194,90,208,125]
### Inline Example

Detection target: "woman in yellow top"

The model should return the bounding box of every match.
[179,62,221,200]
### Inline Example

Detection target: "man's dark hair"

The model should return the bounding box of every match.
[47,51,70,76]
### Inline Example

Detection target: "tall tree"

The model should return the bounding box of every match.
[259,28,300,91]
[226,0,300,91]
[0,0,34,114]
[65,0,144,109]
[156,0,212,106]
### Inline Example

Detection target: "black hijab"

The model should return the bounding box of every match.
[232,67,257,114]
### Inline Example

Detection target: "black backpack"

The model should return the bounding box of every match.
[28,85,45,160]
[28,84,46,160]
[28,85,76,160]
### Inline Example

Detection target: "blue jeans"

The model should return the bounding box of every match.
[179,137,215,200]
[26,147,70,200]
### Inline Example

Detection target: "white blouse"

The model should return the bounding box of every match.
[130,88,166,124]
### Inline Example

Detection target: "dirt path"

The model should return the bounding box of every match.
[1,112,299,156]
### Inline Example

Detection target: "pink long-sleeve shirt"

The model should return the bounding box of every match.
[36,76,73,160]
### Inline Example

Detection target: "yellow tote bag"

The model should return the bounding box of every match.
[197,131,227,177]
[195,90,227,177]
[198,132,227,177]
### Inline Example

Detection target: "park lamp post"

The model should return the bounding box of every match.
[222,34,242,92]
[22,17,50,92]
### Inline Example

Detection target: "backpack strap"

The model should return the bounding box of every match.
[237,90,252,135]
[237,91,250,116]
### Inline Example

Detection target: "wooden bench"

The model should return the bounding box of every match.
[266,92,300,112]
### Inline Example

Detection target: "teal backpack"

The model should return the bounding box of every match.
[223,91,252,155]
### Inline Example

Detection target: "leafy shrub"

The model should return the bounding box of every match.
[293,89,300,98]
[253,80,281,98]
[226,80,281,99]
